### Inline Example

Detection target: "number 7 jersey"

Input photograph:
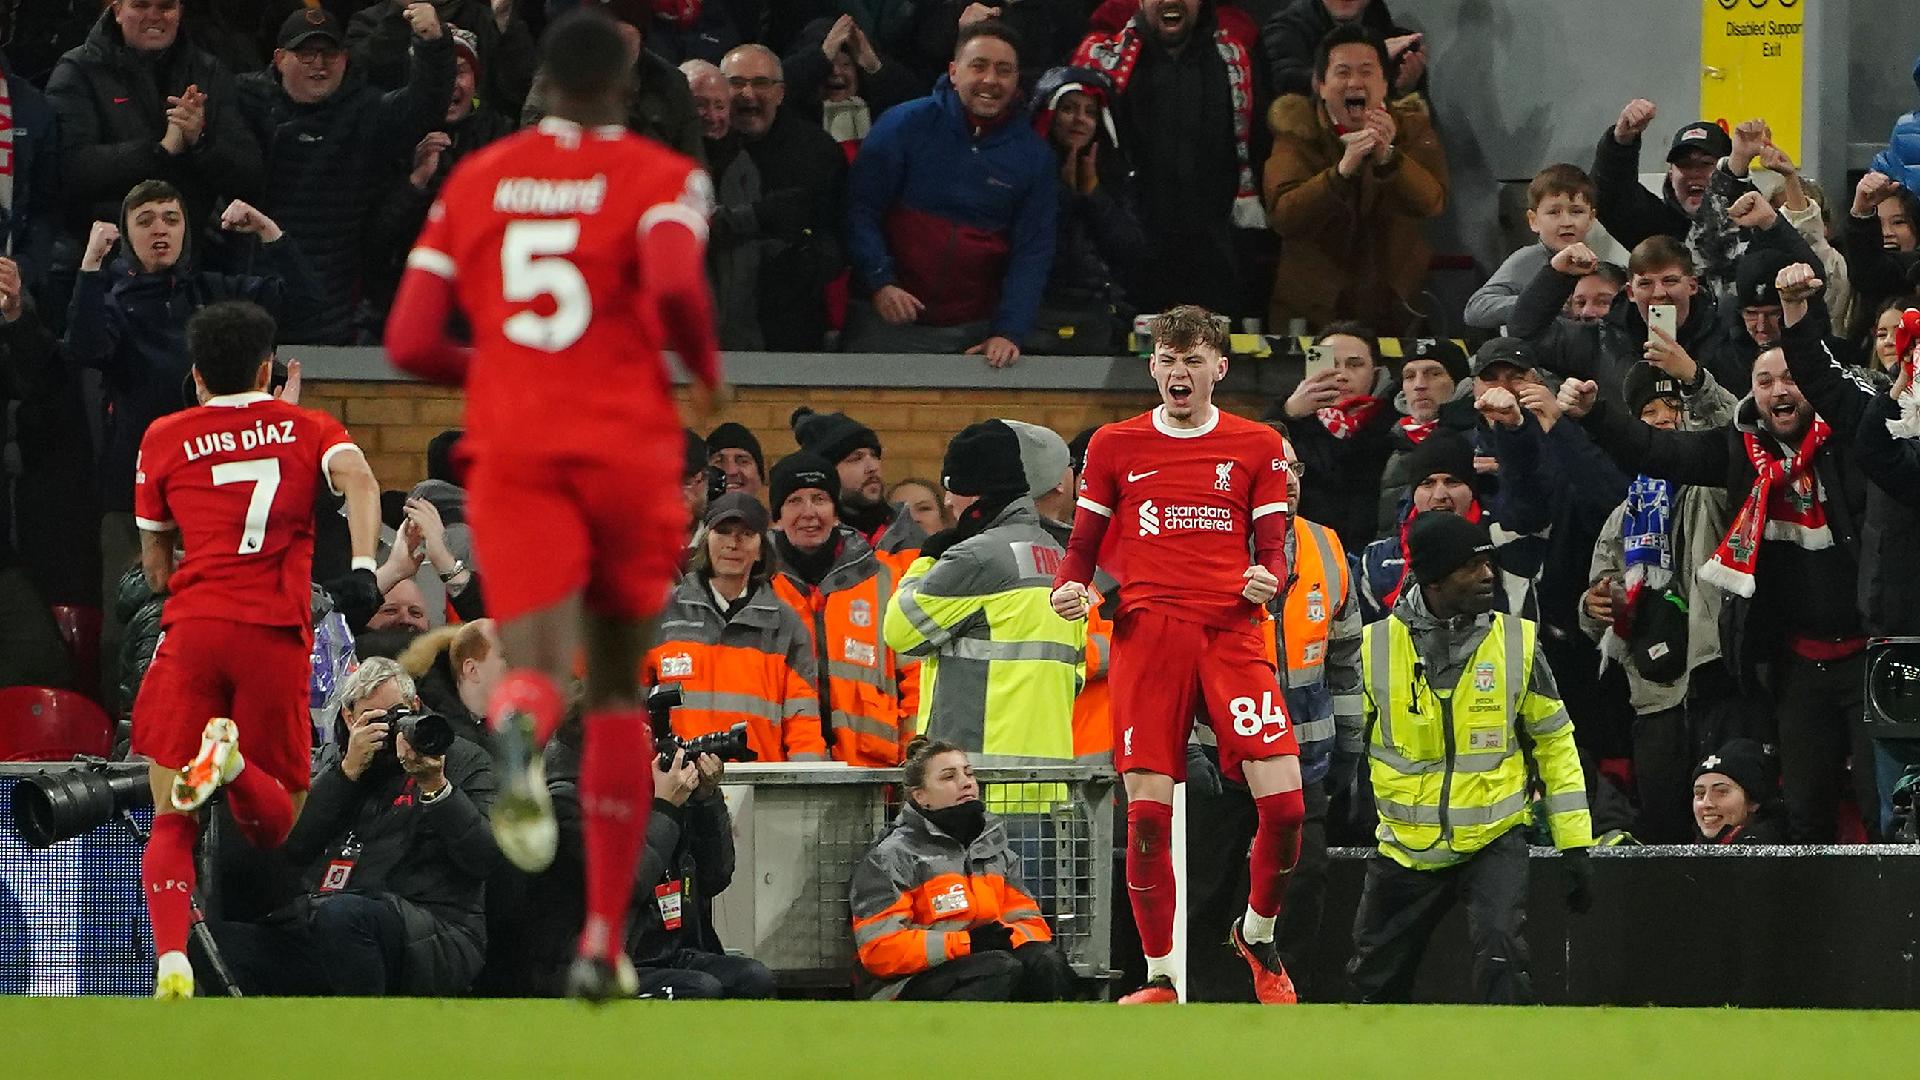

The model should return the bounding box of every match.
[405,118,713,463]
[134,393,358,632]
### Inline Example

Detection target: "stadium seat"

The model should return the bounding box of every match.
[0,687,114,762]
[49,605,104,701]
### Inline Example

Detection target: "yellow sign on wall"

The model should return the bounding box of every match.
[1700,0,1806,161]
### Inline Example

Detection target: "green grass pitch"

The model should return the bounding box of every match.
[8,999,1920,1078]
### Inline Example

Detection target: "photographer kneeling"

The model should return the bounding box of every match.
[202,658,499,995]
[850,738,1074,1001]
[628,746,775,999]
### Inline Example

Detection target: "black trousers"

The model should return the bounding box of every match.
[633,949,776,1000]
[1346,830,1531,1005]
[1775,652,1873,842]
[895,943,1074,1002]
[205,892,407,996]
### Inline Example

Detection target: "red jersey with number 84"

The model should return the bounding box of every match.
[1072,407,1292,630]
[134,394,357,632]
[405,119,713,462]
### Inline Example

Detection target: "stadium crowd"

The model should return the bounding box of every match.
[1,0,1919,1002]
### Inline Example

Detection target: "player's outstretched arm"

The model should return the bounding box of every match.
[140,528,178,595]
[385,264,471,384]
[328,446,383,577]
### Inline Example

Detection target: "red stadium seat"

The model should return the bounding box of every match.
[49,604,104,700]
[0,687,114,762]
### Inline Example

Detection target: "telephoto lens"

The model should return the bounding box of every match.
[10,761,154,848]
[389,707,456,758]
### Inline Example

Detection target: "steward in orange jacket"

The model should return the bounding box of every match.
[848,739,1074,1001]
[645,494,827,762]
[769,453,918,766]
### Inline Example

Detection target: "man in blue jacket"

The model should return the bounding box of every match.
[845,21,1055,368]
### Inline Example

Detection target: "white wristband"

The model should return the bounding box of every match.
[351,556,377,573]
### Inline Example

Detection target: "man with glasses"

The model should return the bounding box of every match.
[703,44,846,350]
[235,5,453,344]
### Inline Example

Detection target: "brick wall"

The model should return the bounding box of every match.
[306,380,1266,491]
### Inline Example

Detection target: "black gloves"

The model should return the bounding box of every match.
[1184,743,1223,798]
[966,921,1014,953]
[1563,847,1595,915]
[323,567,382,632]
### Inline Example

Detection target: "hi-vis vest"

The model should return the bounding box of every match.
[1260,517,1350,749]
[773,535,916,767]
[1360,612,1592,870]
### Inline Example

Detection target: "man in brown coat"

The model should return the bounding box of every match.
[1262,22,1446,333]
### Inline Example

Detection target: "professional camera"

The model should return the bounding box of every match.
[705,464,729,504]
[382,705,455,758]
[10,758,154,848]
[646,682,757,769]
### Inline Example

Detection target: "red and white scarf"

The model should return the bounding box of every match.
[1891,308,1920,441]
[1395,414,1438,445]
[0,75,14,254]
[1317,395,1386,439]
[1698,417,1831,599]
[1073,17,1264,228]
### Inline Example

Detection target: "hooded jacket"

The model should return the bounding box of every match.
[63,236,317,512]
[1578,312,1874,688]
[235,28,453,344]
[645,571,827,762]
[849,799,1051,1000]
[282,714,501,995]
[1263,90,1447,333]
[847,74,1058,339]
[884,498,1083,764]
[46,9,264,260]
[1578,377,1739,714]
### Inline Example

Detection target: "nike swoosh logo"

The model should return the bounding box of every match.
[1126,470,1159,481]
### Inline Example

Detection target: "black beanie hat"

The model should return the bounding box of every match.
[1403,337,1470,387]
[1068,426,1100,476]
[1693,738,1773,805]
[426,429,465,487]
[682,427,707,480]
[706,422,765,476]
[769,451,838,511]
[942,420,1029,498]
[1401,430,1475,489]
[1406,510,1494,585]
[791,406,882,465]
[1734,246,1794,310]
[1623,362,1683,418]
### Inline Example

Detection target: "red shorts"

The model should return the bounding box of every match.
[131,618,314,794]
[465,454,688,623]
[1108,608,1298,783]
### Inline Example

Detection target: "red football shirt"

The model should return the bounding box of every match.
[1069,406,1292,630]
[134,394,357,631]
[405,118,714,463]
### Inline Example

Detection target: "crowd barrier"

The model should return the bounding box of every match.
[714,762,1118,988]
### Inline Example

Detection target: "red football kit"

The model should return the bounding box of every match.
[1056,405,1298,782]
[387,118,722,622]
[131,393,359,792]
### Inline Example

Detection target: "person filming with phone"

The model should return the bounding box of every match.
[1506,190,1819,410]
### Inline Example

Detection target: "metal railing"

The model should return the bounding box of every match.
[713,762,1117,987]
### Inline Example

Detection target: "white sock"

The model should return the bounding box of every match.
[156,950,192,977]
[1145,953,1178,985]
[1242,906,1277,945]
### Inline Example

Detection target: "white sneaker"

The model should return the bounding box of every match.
[489,708,557,872]
[172,717,241,812]
[153,950,194,1000]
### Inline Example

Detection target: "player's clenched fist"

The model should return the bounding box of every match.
[1050,581,1091,621]
[1240,565,1279,605]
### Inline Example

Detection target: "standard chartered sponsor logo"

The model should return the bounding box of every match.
[1138,500,1235,537]
[1138,499,1161,536]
